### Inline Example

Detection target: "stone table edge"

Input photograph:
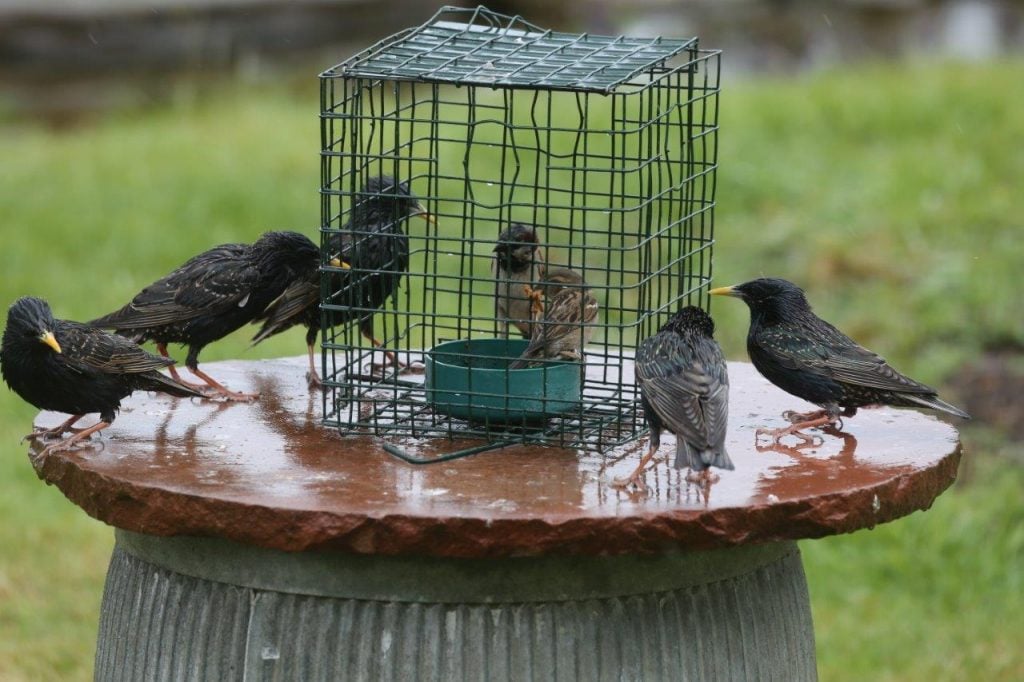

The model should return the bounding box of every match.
[33,438,962,558]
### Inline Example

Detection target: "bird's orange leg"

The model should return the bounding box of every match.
[22,413,85,442]
[306,343,323,389]
[685,468,720,485]
[782,409,828,424]
[157,344,211,392]
[31,420,111,467]
[187,366,259,402]
[756,414,836,446]
[612,441,659,489]
[363,330,424,375]
[522,284,545,321]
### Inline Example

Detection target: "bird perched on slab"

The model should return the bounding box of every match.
[250,176,432,382]
[614,306,732,488]
[90,231,320,401]
[711,277,969,443]
[2,297,203,465]
[509,284,599,369]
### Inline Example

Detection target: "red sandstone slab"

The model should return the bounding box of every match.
[29,357,961,557]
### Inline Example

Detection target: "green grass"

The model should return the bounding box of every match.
[2,61,1023,680]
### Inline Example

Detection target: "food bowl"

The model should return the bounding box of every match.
[425,338,581,425]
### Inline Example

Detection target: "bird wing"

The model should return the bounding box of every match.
[92,244,258,328]
[513,288,597,364]
[251,278,319,344]
[636,332,727,450]
[755,320,935,395]
[56,320,174,375]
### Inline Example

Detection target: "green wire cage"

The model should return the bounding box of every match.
[319,5,720,460]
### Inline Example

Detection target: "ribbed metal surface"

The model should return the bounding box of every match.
[95,543,816,681]
[95,547,249,681]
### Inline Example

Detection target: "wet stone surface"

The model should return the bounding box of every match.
[31,357,962,557]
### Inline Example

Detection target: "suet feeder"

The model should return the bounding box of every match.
[319,5,720,458]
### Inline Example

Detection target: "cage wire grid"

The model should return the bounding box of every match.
[319,6,720,456]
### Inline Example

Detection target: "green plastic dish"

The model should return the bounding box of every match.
[425,338,581,425]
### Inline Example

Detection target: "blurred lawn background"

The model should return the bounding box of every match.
[1,60,1022,680]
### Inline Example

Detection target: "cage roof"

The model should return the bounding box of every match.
[325,5,697,94]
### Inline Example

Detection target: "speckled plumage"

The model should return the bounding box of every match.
[2,297,202,458]
[712,277,970,420]
[251,177,425,382]
[509,285,599,369]
[635,306,732,472]
[92,231,318,367]
[89,231,319,399]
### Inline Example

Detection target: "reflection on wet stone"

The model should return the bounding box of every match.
[29,357,961,556]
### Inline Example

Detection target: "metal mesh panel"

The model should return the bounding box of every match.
[319,7,720,458]
[327,6,697,93]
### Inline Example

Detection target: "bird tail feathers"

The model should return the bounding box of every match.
[143,371,206,399]
[676,440,734,472]
[903,393,970,419]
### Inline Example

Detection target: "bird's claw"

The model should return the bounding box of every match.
[685,469,719,485]
[755,425,825,448]
[22,425,88,443]
[782,409,826,424]
[611,474,648,492]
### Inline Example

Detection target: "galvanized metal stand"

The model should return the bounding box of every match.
[95,530,817,681]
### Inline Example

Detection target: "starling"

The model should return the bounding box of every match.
[2,297,203,464]
[711,277,969,443]
[90,231,320,401]
[614,306,733,488]
[508,285,599,369]
[493,222,544,339]
[250,176,432,383]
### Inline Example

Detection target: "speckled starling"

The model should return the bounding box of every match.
[2,297,203,465]
[614,306,732,488]
[251,176,432,384]
[711,277,969,443]
[89,231,319,401]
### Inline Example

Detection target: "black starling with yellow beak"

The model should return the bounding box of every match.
[711,277,968,443]
[2,297,203,465]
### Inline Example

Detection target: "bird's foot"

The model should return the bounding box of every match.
[209,387,260,403]
[367,357,425,377]
[522,284,545,320]
[611,443,659,491]
[187,368,259,402]
[756,413,838,447]
[21,414,86,442]
[782,409,828,424]
[170,375,216,392]
[28,420,111,469]
[685,469,719,485]
[611,472,648,491]
[21,427,78,443]
[396,361,426,376]
[756,425,824,447]
[306,370,324,391]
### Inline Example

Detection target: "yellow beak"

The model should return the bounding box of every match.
[709,285,737,297]
[329,257,351,269]
[415,208,436,225]
[39,331,62,354]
